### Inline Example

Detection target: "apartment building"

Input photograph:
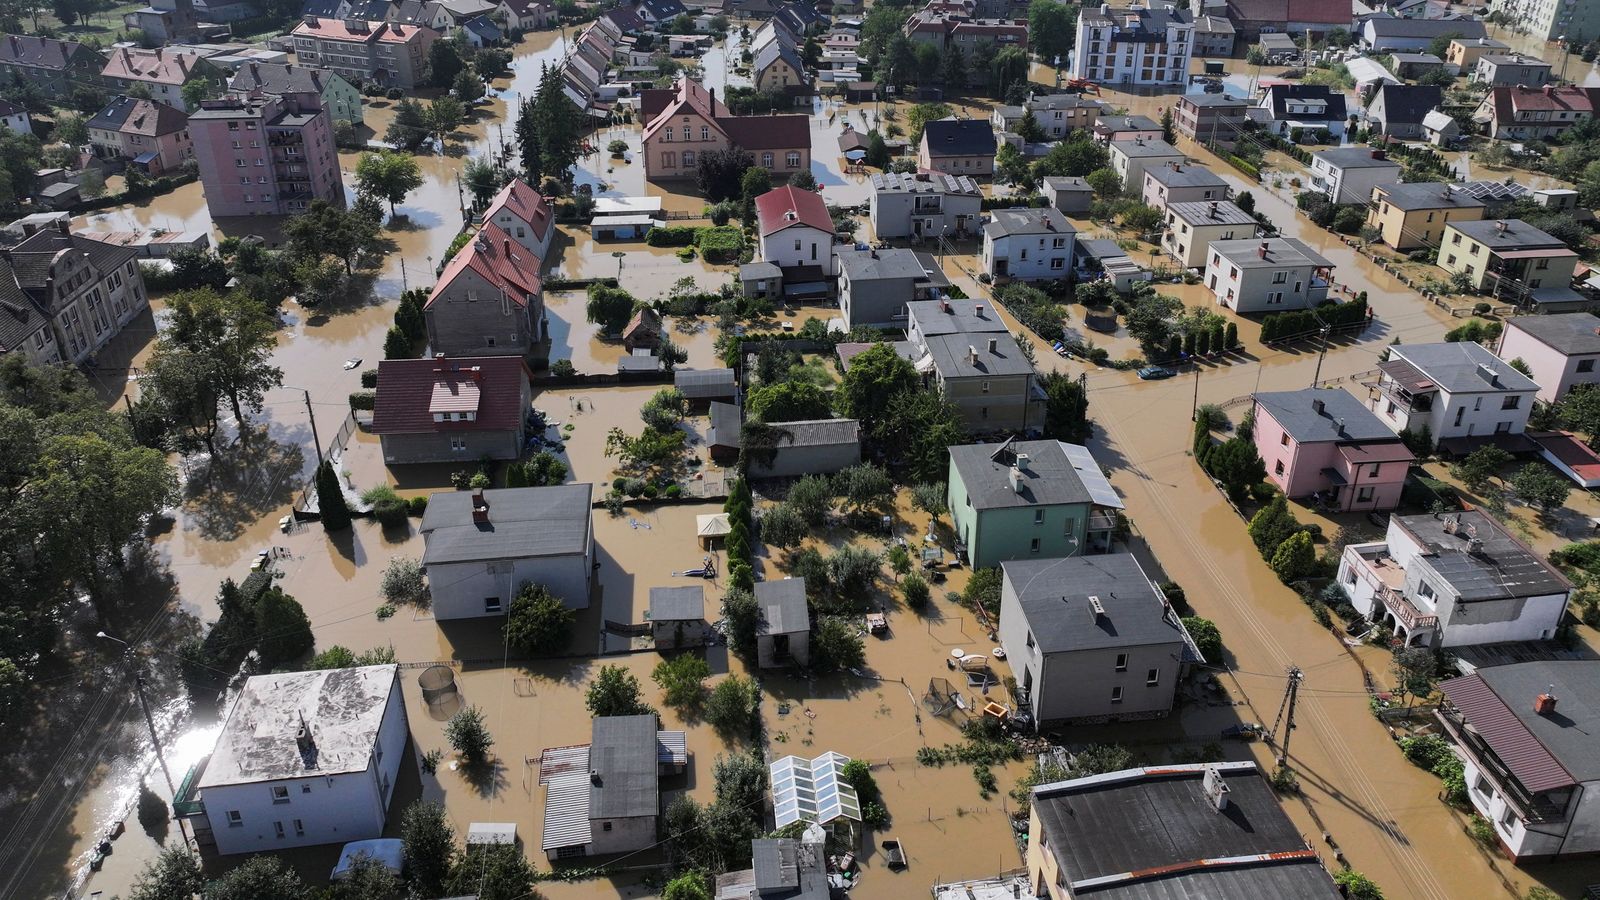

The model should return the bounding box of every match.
[101,47,223,113]
[87,96,192,175]
[1496,312,1600,403]
[190,93,344,218]
[867,170,982,240]
[228,62,364,126]
[290,16,438,89]
[0,35,104,102]
[1070,5,1194,87]
[981,207,1075,282]
[1488,0,1600,43]
[0,221,148,365]
[1173,94,1249,144]
[1473,53,1554,88]
[640,76,809,181]
[1474,85,1600,141]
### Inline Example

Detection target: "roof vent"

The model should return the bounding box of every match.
[968,344,978,365]
[295,711,319,769]
[1496,220,1509,234]
[987,337,998,354]
[1202,765,1230,812]
[975,303,985,317]
[1258,240,1270,260]
[590,769,602,785]
[1016,452,1030,471]
[1088,595,1106,618]
[1312,397,1325,415]
[1535,686,1557,715]
[1477,363,1500,387]
[472,488,490,524]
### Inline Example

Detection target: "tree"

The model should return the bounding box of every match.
[902,571,930,611]
[475,46,511,76]
[429,38,465,88]
[641,387,687,431]
[1393,646,1437,705]
[838,342,918,431]
[464,157,504,207]
[1182,617,1221,663]
[1247,494,1298,557]
[401,801,457,899]
[1033,133,1108,179]
[906,102,952,145]
[445,843,537,900]
[327,853,403,900]
[761,502,807,549]
[385,98,431,151]
[747,381,830,423]
[1235,190,1256,214]
[704,674,759,739]
[996,141,1030,187]
[1027,0,1077,63]
[1016,108,1046,143]
[739,165,772,220]
[1040,371,1091,442]
[54,111,87,147]
[1510,463,1571,514]
[587,664,656,717]
[786,474,835,526]
[812,615,866,671]
[127,845,204,900]
[504,582,575,656]
[445,705,494,765]
[865,129,891,169]
[427,96,466,146]
[453,68,485,103]
[941,43,966,87]
[507,450,567,487]
[516,62,585,183]
[911,482,947,519]
[992,46,1028,97]
[836,463,894,520]
[285,200,380,275]
[1270,531,1317,584]
[663,872,712,900]
[722,587,760,653]
[696,147,753,202]
[1332,870,1384,900]
[203,856,309,900]
[315,459,351,531]
[162,289,283,426]
[884,389,967,484]
[255,587,313,666]
[1161,107,1175,144]
[1085,167,1121,198]
[1450,445,1511,492]
[653,653,711,710]
[180,77,217,111]
[586,283,635,335]
[355,150,424,216]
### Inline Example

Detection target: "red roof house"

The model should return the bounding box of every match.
[1474,85,1600,140]
[641,76,811,182]
[371,355,533,464]
[755,186,837,275]
[480,177,555,262]
[424,222,547,360]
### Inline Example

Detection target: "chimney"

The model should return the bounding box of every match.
[1478,362,1500,386]
[472,488,490,524]
[975,303,985,317]
[967,344,978,365]
[1496,220,1509,234]
[1258,240,1270,260]
[1016,452,1030,471]
[1312,397,1325,415]
[1468,538,1484,554]
[1371,148,1386,161]
[1202,765,1231,812]
[1007,465,1023,493]
[295,711,318,767]
[1544,83,1555,96]
[1535,686,1558,715]
[940,298,951,313]
[590,769,602,785]
[987,337,998,354]
[1209,200,1218,218]
[1087,595,1106,620]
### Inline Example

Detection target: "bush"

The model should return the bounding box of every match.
[704,674,760,740]
[504,582,575,656]
[360,368,378,389]
[372,497,408,527]
[902,573,930,611]
[408,495,428,515]
[1182,616,1221,662]
[445,705,493,765]
[646,225,698,247]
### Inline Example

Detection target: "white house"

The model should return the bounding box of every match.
[1338,510,1570,648]
[755,185,837,275]
[0,99,31,135]
[181,665,408,856]
[1439,661,1600,862]
[1107,138,1185,199]
[1496,312,1600,404]
[1368,342,1537,451]
[981,207,1075,281]
[1140,161,1229,211]
[1307,147,1403,205]
[1163,200,1256,270]
[1071,5,1194,87]
[420,485,595,618]
[1205,238,1334,314]
[479,177,555,262]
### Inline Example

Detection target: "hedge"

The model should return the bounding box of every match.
[70,171,198,214]
[349,390,376,411]
[695,225,744,261]
[646,226,698,247]
[1260,296,1369,343]
[980,195,1049,210]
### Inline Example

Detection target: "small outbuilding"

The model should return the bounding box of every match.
[707,400,742,463]
[739,261,783,301]
[755,578,810,668]
[649,585,707,649]
[622,308,663,351]
[695,512,732,549]
[674,368,737,406]
[747,418,861,479]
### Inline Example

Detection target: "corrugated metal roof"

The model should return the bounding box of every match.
[657,730,687,766]
[1440,673,1576,793]
[538,744,589,784]
[540,771,594,850]
[1060,442,1124,510]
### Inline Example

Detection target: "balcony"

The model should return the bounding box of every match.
[1308,274,1331,304]
[1436,706,1566,824]
[172,754,210,817]
[1377,585,1439,630]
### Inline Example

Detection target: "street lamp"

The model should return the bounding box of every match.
[612,250,626,281]
[98,632,178,797]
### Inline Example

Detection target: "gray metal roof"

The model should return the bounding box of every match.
[1391,342,1539,394]
[1313,147,1404,170]
[674,367,737,398]
[1109,137,1184,159]
[1447,219,1570,252]
[1372,181,1487,212]
[1253,388,1400,444]
[1166,200,1255,227]
[1143,164,1228,189]
[739,261,782,280]
[983,207,1074,239]
[590,715,660,819]
[1366,16,1485,39]
[1505,312,1600,356]
[925,332,1036,379]
[1394,509,1570,602]
[540,771,593,849]
[751,838,830,899]
[1059,442,1123,510]
[1033,763,1339,898]
[837,246,943,282]
[1001,554,1184,654]
[198,665,397,788]
[949,439,1094,510]
[709,400,742,449]
[1207,237,1333,270]
[765,418,860,448]
[1042,175,1096,194]
[908,298,1010,338]
[756,578,808,635]
[420,485,593,566]
[650,585,705,622]
[1442,661,1600,790]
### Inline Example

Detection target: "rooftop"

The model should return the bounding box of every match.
[674,367,737,398]
[756,185,834,238]
[1366,16,1485,39]
[1109,137,1185,159]
[762,418,860,447]
[1253,388,1403,444]
[1166,200,1255,227]
[924,331,1036,379]
[371,356,529,436]
[1313,147,1403,170]
[419,484,593,565]
[1143,163,1229,189]
[949,439,1096,510]
[771,751,860,827]
[1505,312,1600,356]
[87,95,188,137]
[1372,181,1487,212]
[1098,114,1163,133]
[102,47,209,85]
[921,118,996,158]
[1208,237,1333,269]
[756,578,809,635]
[1390,341,1540,394]
[590,715,661,819]
[1447,218,1571,252]
[908,298,1009,338]
[1032,762,1339,899]
[869,170,982,196]
[649,585,704,622]
[1440,660,1600,791]
[198,665,397,788]
[837,247,947,284]
[984,206,1074,239]
[1393,509,1570,602]
[1001,554,1189,655]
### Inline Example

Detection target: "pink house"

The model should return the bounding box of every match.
[1495,312,1600,404]
[1252,388,1414,512]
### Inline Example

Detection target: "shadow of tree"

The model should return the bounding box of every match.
[179,431,305,542]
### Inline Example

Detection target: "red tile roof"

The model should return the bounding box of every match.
[1489,85,1600,124]
[480,177,553,243]
[291,17,434,44]
[756,186,834,237]
[642,76,809,152]
[1285,0,1351,25]
[372,355,530,435]
[720,112,810,151]
[427,222,542,309]
[1440,673,1575,793]
[102,47,209,86]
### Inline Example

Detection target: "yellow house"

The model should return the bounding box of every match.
[1445,36,1511,72]
[1365,182,1486,251]
[754,39,807,95]
[1439,219,1581,307]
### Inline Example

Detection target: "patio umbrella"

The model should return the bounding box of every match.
[844,150,867,161]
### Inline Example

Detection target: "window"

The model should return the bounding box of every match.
[787,152,801,167]
[1446,254,1456,265]
[1111,686,1123,703]
[1357,486,1375,502]
[700,125,709,141]
[1454,407,1465,426]
[762,152,774,167]
[662,152,676,168]
[1274,460,1285,475]
[1475,775,1493,798]
[1452,233,1461,245]
[1501,395,1520,410]
[1029,538,1041,553]
[1500,806,1518,831]
[271,786,290,803]
[981,381,990,393]
[484,596,503,614]
[274,821,285,838]
[794,239,802,252]
[293,819,305,836]
[1115,653,1127,671]
[301,784,311,793]
[1580,359,1595,373]
[1050,257,1065,270]
[227,810,243,826]
[1146,668,1160,686]
[665,126,673,141]
[682,151,696,166]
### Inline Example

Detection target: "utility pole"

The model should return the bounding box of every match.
[98,633,190,846]
[1190,364,1201,420]
[303,389,324,468]
[1270,665,1304,770]
[1311,323,1332,386]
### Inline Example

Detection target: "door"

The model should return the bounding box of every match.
[773,633,790,660]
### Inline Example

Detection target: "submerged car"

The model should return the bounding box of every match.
[1137,365,1176,380]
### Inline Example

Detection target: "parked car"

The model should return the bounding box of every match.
[1137,365,1176,380]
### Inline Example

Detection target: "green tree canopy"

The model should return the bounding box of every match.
[504,582,575,656]
[748,381,831,423]
[837,343,918,433]
[586,664,656,717]
[1027,0,1077,62]
[355,150,424,215]
[400,801,457,898]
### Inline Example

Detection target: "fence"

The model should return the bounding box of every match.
[293,409,362,515]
